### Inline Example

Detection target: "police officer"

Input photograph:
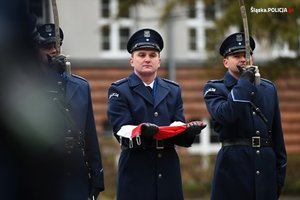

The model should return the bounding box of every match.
[37,23,104,200]
[203,32,287,200]
[107,28,205,200]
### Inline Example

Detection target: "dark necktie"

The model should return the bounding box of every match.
[146,86,153,96]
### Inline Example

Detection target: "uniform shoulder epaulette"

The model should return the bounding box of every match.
[208,79,224,83]
[71,74,88,82]
[112,78,127,86]
[162,78,179,86]
[261,78,273,84]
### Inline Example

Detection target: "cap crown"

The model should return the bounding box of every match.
[37,23,64,46]
[219,32,255,57]
[127,28,164,53]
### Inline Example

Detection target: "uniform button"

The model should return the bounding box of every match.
[256,150,260,155]
[68,129,72,133]
[251,92,255,95]
[154,112,158,117]
[256,170,260,175]
[256,130,260,135]
[158,153,162,158]
[158,173,162,178]
[65,108,70,112]
[252,112,256,115]
[57,81,62,85]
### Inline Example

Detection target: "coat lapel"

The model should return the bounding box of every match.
[224,71,237,91]
[154,78,169,108]
[128,73,154,105]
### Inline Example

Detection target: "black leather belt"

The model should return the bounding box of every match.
[222,137,272,148]
[120,137,174,150]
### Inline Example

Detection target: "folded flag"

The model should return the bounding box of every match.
[117,121,205,140]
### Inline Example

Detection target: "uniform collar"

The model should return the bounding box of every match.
[128,72,170,107]
[143,81,154,89]
[224,71,238,89]
[128,72,155,87]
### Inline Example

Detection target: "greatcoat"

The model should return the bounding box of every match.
[204,71,287,200]
[107,72,195,200]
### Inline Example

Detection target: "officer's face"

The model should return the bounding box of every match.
[130,49,161,78]
[223,52,253,78]
[39,42,60,58]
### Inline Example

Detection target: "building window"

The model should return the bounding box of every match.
[187,0,196,18]
[204,0,216,20]
[119,27,130,50]
[101,25,110,50]
[99,0,133,57]
[101,0,110,18]
[188,28,197,51]
[188,118,221,155]
[185,0,218,59]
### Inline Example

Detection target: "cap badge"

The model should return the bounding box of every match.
[45,25,52,33]
[236,34,243,42]
[144,30,151,38]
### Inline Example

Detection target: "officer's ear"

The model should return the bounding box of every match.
[130,56,134,68]
[223,57,229,68]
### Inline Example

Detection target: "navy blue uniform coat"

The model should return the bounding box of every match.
[41,71,104,199]
[59,73,105,199]
[203,71,287,200]
[0,70,105,200]
[107,72,195,200]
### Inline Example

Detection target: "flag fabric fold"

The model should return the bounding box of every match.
[117,121,205,141]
